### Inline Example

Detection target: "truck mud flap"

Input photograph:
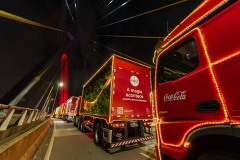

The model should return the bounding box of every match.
[110,135,155,148]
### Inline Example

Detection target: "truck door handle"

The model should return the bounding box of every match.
[196,100,221,112]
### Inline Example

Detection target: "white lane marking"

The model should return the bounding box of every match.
[140,152,156,160]
[44,120,56,160]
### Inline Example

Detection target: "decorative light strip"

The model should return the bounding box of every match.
[155,119,162,160]
[109,56,115,123]
[83,77,111,105]
[198,27,229,119]
[164,0,209,42]
[231,122,240,125]
[154,0,236,155]
[162,0,229,48]
[157,28,198,59]
[156,28,230,148]
[212,51,240,65]
[83,56,112,87]
[93,34,164,39]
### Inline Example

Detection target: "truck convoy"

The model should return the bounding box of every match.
[154,0,240,159]
[74,54,154,149]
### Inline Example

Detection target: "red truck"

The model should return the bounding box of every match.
[76,54,154,149]
[54,103,66,119]
[154,0,240,159]
[63,96,78,122]
[73,96,82,126]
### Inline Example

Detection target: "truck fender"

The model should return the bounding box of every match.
[186,125,234,143]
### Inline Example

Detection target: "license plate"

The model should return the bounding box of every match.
[130,122,138,127]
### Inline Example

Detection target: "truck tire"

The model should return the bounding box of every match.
[101,140,108,150]
[197,151,240,160]
[94,123,102,146]
[80,120,87,133]
[73,118,76,126]
[66,116,69,122]
[77,119,81,130]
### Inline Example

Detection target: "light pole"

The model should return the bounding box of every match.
[51,82,63,114]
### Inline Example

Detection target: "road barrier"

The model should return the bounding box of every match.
[0,104,50,160]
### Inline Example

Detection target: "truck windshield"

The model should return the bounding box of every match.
[158,39,198,83]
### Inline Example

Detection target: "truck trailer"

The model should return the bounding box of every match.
[73,96,82,126]
[64,96,78,122]
[154,0,240,159]
[76,54,154,149]
[54,103,66,119]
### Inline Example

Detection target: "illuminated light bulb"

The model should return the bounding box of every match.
[154,1,232,149]
[155,28,230,148]
[162,0,229,49]
[184,142,190,149]
[213,51,240,65]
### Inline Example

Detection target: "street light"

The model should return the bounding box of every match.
[59,82,63,87]
[51,82,63,114]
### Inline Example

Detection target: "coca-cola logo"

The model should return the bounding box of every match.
[130,75,139,87]
[164,90,187,102]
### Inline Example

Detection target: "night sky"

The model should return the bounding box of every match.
[0,0,203,108]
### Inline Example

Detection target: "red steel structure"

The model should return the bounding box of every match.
[59,54,68,105]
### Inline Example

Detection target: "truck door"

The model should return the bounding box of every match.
[156,32,227,147]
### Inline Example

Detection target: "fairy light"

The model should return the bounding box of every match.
[108,55,152,123]
[198,27,229,120]
[154,0,234,149]
[184,142,190,149]
[83,56,112,88]
[158,28,198,59]
[155,28,230,148]
[109,55,115,123]
[213,51,240,65]
[154,40,163,159]
[162,0,229,49]
[155,28,231,149]
[83,77,111,105]
[164,0,209,42]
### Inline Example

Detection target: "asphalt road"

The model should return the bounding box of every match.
[33,118,156,160]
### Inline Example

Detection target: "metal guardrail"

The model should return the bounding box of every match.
[0,104,45,131]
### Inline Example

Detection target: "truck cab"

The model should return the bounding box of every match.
[154,0,240,159]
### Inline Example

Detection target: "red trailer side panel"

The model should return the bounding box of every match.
[111,56,152,121]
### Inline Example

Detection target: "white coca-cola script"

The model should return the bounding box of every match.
[164,90,186,102]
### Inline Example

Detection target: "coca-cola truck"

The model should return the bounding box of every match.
[63,96,78,122]
[73,96,82,126]
[154,0,240,159]
[54,103,66,119]
[77,54,154,149]
[60,103,66,120]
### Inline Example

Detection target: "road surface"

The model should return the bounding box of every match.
[33,118,156,160]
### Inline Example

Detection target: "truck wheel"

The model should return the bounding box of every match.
[101,140,109,150]
[77,119,81,130]
[66,116,69,122]
[73,119,76,126]
[197,151,240,160]
[94,123,102,146]
[80,120,86,133]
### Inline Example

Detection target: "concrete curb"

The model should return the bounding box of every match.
[0,118,50,160]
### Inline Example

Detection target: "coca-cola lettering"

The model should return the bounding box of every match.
[164,90,186,102]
